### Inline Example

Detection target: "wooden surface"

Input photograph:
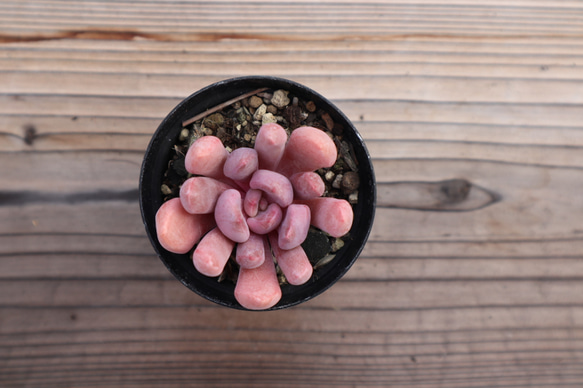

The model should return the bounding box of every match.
[1,1,583,387]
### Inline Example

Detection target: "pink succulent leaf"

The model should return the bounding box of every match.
[247,202,283,235]
[192,227,236,277]
[254,122,288,170]
[296,197,353,238]
[249,169,293,208]
[215,189,250,243]
[235,237,282,310]
[184,135,228,179]
[223,147,259,189]
[155,197,215,254]
[276,126,337,177]
[259,198,268,211]
[180,176,235,214]
[236,232,265,269]
[156,120,355,309]
[277,204,311,250]
[243,188,263,218]
[269,232,313,286]
[289,172,325,200]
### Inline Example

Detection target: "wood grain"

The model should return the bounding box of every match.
[1,0,583,387]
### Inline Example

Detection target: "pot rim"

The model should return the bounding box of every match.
[140,75,376,310]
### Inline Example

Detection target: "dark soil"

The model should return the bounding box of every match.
[160,87,361,283]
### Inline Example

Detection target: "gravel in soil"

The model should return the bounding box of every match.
[161,88,361,284]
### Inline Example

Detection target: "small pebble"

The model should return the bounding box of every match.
[341,171,360,193]
[332,174,343,189]
[237,108,247,123]
[262,113,277,124]
[324,170,335,182]
[204,113,224,130]
[271,90,290,108]
[348,191,358,204]
[249,96,263,109]
[321,112,334,131]
[314,254,336,270]
[253,104,267,121]
[179,129,190,141]
[161,184,172,196]
[266,105,278,115]
[305,101,316,112]
[331,238,345,253]
[292,97,299,106]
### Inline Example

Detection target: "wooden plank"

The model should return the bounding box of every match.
[0,152,143,191]
[2,305,583,335]
[3,95,582,131]
[2,72,583,104]
[2,115,583,147]
[2,278,583,310]
[1,0,583,387]
[4,59,583,81]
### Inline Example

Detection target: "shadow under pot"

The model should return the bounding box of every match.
[140,76,376,310]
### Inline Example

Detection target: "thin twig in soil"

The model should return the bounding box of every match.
[182,87,269,127]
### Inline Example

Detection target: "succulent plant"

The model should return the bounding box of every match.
[155,122,353,310]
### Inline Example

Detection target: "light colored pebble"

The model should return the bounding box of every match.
[332,174,343,189]
[160,184,172,196]
[314,254,336,270]
[179,128,190,141]
[271,90,290,108]
[331,238,345,252]
[325,170,335,182]
[253,104,267,121]
[261,113,277,124]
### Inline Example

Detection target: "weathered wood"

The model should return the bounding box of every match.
[1,0,583,387]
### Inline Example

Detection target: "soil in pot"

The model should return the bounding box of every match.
[159,87,361,288]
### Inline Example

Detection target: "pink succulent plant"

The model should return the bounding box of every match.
[155,122,354,310]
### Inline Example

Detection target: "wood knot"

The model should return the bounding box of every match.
[377,178,500,212]
[23,125,37,145]
[438,179,471,204]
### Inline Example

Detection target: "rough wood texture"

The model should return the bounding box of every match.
[1,1,583,387]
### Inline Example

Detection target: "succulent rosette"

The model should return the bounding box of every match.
[155,122,354,310]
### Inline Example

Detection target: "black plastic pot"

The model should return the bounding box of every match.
[140,76,375,310]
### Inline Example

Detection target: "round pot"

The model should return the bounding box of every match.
[140,76,376,310]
